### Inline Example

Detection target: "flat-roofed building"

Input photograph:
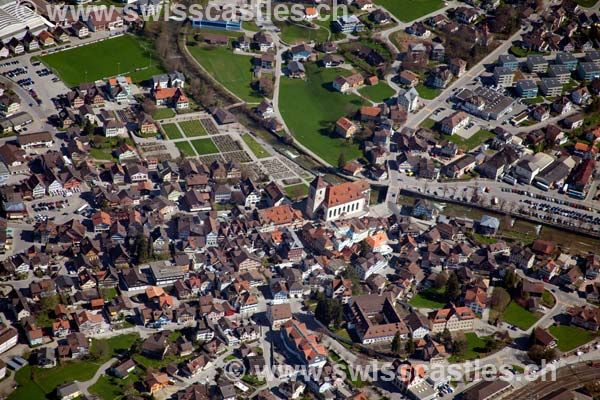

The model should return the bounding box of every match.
[539,78,563,97]
[149,263,186,286]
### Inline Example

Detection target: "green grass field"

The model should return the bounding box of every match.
[416,83,442,100]
[243,21,261,32]
[374,0,443,22]
[449,333,487,362]
[549,325,596,352]
[503,301,539,330]
[187,45,262,103]
[409,287,447,309]
[284,184,309,199]
[279,20,330,45]
[89,148,116,161]
[179,120,207,137]
[191,138,219,155]
[358,82,396,103]
[39,35,162,86]
[162,123,183,140]
[153,108,175,120]
[90,374,135,400]
[448,130,495,151]
[176,141,196,157]
[279,63,366,165]
[242,134,270,158]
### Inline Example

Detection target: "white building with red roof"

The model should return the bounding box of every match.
[306,176,370,221]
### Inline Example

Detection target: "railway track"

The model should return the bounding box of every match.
[510,363,600,399]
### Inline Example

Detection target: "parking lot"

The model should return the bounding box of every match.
[0,57,69,119]
[25,191,89,225]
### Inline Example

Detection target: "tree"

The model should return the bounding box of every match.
[527,345,557,365]
[315,298,330,326]
[445,272,461,303]
[502,269,520,292]
[135,235,149,263]
[483,337,500,353]
[433,271,448,289]
[315,296,343,328]
[330,300,343,328]
[451,338,468,358]
[490,287,511,312]
[142,97,157,116]
[391,331,402,354]
[337,152,347,169]
[405,331,415,355]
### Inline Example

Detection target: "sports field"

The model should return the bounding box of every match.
[187,45,262,103]
[39,35,162,87]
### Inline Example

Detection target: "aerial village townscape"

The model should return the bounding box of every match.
[2,0,600,398]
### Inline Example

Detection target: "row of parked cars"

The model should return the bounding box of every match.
[32,199,68,212]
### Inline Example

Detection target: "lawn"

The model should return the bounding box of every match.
[279,63,366,165]
[374,0,443,22]
[133,353,192,370]
[153,108,175,120]
[179,120,207,137]
[509,45,549,58]
[39,35,162,87]
[448,333,487,362]
[358,82,396,103]
[90,374,135,400]
[243,20,261,32]
[187,45,262,102]
[421,118,437,130]
[89,148,116,161]
[191,138,219,155]
[409,287,447,309]
[242,133,270,158]
[416,83,442,100]
[542,290,556,308]
[278,20,330,45]
[576,0,598,6]
[8,334,136,400]
[284,184,309,199]
[448,130,495,151]
[549,325,596,352]
[502,301,539,330]
[162,123,183,140]
[176,141,196,157]
[102,287,119,301]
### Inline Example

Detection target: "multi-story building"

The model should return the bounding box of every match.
[493,66,514,87]
[349,294,409,344]
[280,319,327,368]
[428,306,475,333]
[516,80,538,99]
[526,55,548,73]
[539,78,563,97]
[497,54,518,71]
[547,64,571,83]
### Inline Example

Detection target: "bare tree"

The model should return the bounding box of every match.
[142,98,157,116]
